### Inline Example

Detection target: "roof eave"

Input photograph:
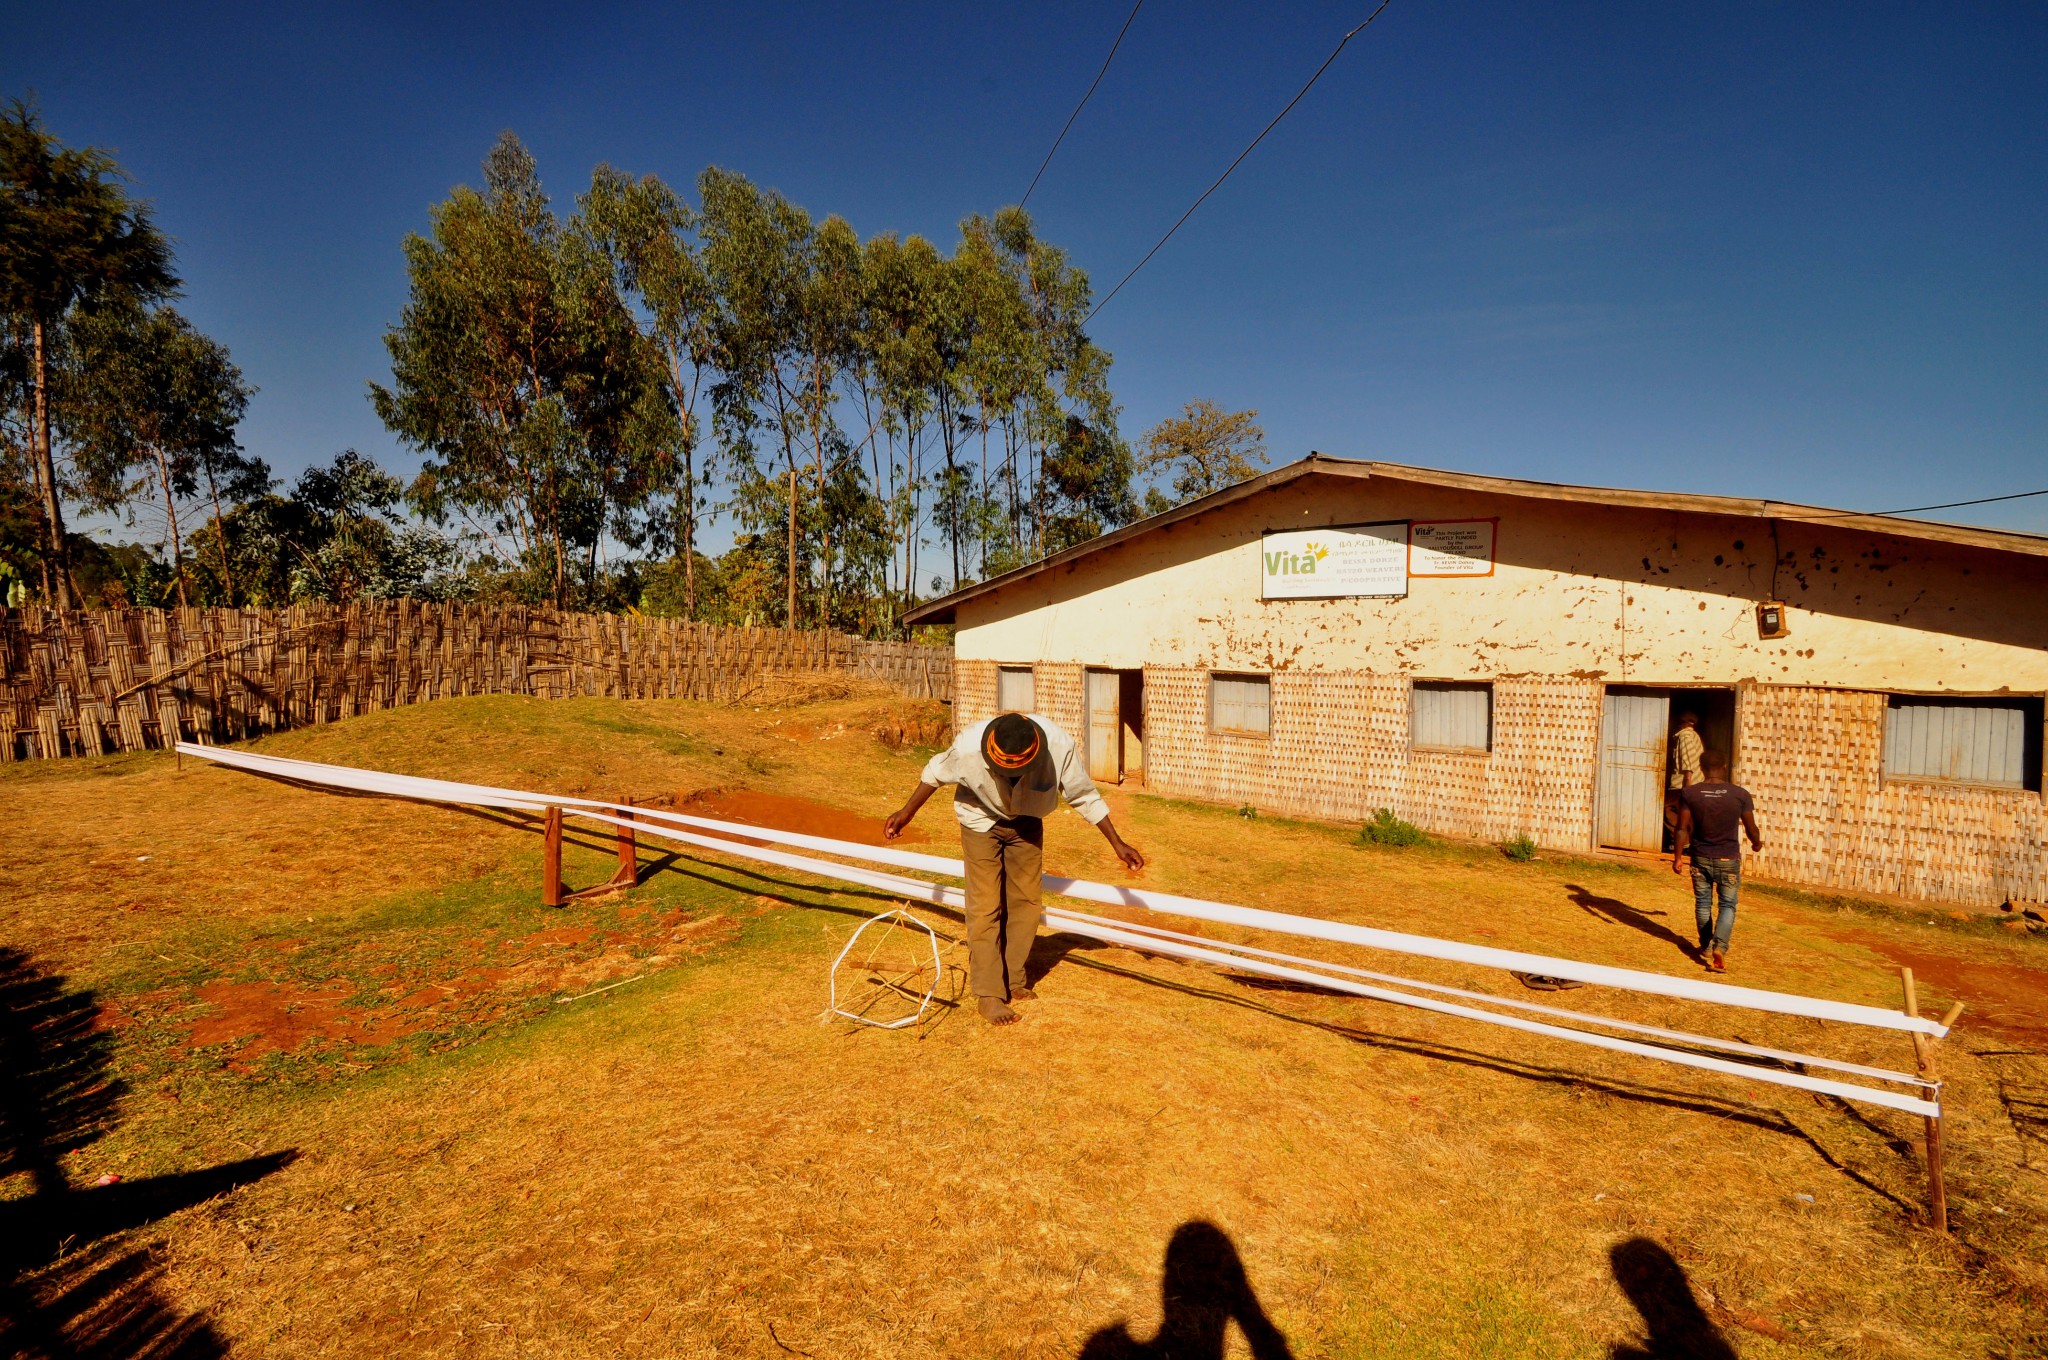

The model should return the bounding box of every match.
[900,454,2048,625]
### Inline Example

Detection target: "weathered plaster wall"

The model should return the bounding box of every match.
[955,476,2048,692]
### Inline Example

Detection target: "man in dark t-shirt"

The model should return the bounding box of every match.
[1670,750,1762,973]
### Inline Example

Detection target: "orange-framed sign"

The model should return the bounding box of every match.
[1408,519,1497,578]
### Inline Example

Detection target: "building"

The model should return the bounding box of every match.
[905,455,2048,907]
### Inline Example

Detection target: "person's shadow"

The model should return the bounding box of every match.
[1077,1220,1295,1360]
[1609,1238,1736,1359]
[1566,884,1700,962]
[0,947,296,1359]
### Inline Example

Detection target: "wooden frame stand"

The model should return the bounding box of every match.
[1900,966,1965,1233]
[541,798,640,908]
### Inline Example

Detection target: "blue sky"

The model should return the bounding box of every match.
[10,1,2046,544]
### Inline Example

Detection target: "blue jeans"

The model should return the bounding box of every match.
[1691,857,1740,954]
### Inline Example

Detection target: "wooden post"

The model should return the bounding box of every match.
[610,796,638,888]
[543,805,565,908]
[1901,967,1948,1233]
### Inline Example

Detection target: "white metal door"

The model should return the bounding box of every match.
[1598,692,1670,849]
[1085,670,1121,783]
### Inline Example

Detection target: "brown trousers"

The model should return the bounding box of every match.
[959,817,1044,1001]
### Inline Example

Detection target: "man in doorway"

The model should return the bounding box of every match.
[885,712,1146,1025]
[1671,750,1763,973]
[1663,710,1705,844]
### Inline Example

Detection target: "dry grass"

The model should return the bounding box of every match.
[2,693,2046,1358]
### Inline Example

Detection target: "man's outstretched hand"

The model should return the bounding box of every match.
[1095,817,1145,875]
[885,782,938,841]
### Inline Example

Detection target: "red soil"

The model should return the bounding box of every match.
[672,788,922,847]
[1820,923,2048,1050]
[160,907,738,1072]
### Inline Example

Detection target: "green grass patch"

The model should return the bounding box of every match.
[1358,807,1431,848]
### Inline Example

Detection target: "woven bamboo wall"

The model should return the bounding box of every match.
[1740,684,2046,905]
[1033,663,1087,750]
[952,659,999,731]
[1141,667,1603,844]
[0,604,951,760]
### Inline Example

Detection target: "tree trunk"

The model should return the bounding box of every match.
[812,364,832,631]
[30,319,77,608]
[786,461,797,634]
[204,460,236,604]
[681,447,696,620]
[152,444,190,608]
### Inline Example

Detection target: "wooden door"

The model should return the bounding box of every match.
[1598,691,1669,849]
[1085,670,1121,783]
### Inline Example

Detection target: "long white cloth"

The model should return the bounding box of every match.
[175,742,1947,1118]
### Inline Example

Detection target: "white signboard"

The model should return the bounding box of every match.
[1261,522,1408,599]
[1408,519,1497,578]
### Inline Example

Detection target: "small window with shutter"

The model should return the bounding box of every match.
[1884,695,2042,790]
[997,666,1035,713]
[1411,681,1493,753]
[1209,674,1271,737]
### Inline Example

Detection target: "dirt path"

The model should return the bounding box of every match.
[1816,921,2048,1050]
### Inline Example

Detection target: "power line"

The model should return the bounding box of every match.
[1020,0,1146,209]
[1085,0,1397,323]
[1794,488,2048,519]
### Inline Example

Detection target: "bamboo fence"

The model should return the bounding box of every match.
[0,602,951,761]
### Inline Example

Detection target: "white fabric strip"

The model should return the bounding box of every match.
[1050,906,1927,1088]
[175,742,1941,1117]
[180,743,1946,1040]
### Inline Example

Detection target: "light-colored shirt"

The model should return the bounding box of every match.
[1669,726,1704,790]
[919,714,1111,834]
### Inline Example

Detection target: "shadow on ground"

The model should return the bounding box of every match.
[1609,1237,1736,1359]
[0,947,295,1359]
[1077,1220,1295,1359]
[1566,883,1698,962]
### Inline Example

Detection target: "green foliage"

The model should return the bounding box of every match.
[1501,833,1539,862]
[0,96,177,605]
[1359,808,1431,848]
[6,114,1141,631]
[372,133,664,608]
[1237,803,1258,820]
[1138,399,1268,509]
[61,297,260,606]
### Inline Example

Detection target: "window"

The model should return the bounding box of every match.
[997,666,1035,713]
[1412,681,1493,752]
[1884,695,2043,790]
[1209,674,1271,736]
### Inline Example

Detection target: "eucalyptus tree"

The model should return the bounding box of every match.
[63,300,259,606]
[798,214,864,624]
[854,230,941,619]
[582,166,718,616]
[373,133,660,607]
[0,97,177,605]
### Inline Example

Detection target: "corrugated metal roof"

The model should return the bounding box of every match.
[904,454,2048,624]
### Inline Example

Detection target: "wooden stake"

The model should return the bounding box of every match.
[1901,966,1947,1233]
[611,796,637,888]
[543,805,564,909]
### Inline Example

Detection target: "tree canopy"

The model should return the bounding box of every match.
[3,112,1256,631]
[1139,399,1269,511]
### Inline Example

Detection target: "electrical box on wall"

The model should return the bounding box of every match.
[1756,601,1790,639]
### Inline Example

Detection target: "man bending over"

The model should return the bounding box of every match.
[885,711,1146,1025]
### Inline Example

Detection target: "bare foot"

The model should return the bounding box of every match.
[1009,987,1038,1003]
[978,996,1020,1025]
